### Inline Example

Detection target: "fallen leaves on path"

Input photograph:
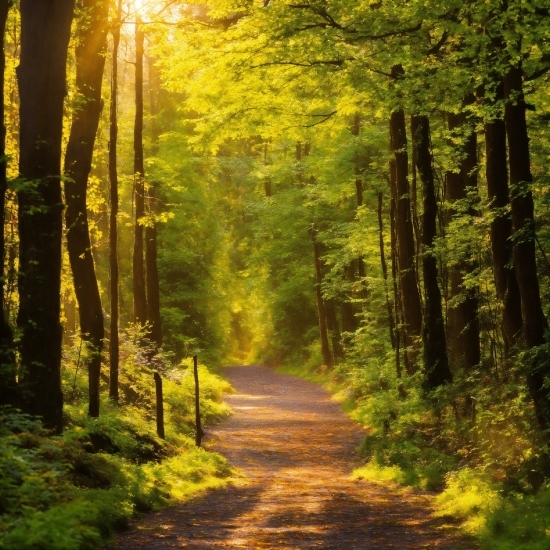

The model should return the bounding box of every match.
[112,365,475,549]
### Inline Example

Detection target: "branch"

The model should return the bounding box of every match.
[345,22,422,42]
[300,111,338,128]
[426,30,448,55]
[288,4,344,30]
[525,53,550,82]
[251,59,351,69]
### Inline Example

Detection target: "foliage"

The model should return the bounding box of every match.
[0,335,234,550]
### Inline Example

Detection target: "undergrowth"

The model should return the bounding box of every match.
[280,341,550,550]
[0,329,234,550]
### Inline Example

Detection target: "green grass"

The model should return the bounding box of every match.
[0,353,235,550]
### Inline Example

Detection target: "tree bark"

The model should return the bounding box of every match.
[325,298,343,364]
[146,57,162,349]
[0,0,16,408]
[153,371,164,439]
[64,0,108,418]
[485,83,523,352]
[504,66,550,431]
[351,113,367,300]
[388,72,422,346]
[312,229,332,368]
[378,191,396,350]
[109,0,122,401]
[411,115,452,388]
[445,108,481,373]
[17,0,75,432]
[146,200,162,347]
[133,16,147,325]
[389,160,403,378]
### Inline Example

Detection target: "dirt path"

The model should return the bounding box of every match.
[113,365,474,549]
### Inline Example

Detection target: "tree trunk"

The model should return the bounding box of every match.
[388,72,422,347]
[17,0,75,432]
[411,115,452,388]
[64,0,108,418]
[485,85,523,353]
[133,16,147,325]
[378,191,396,350]
[325,298,343,364]
[351,113,368,300]
[445,109,481,373]
[146,57,162,349]
[504,66,550,431]
[389,163,403,379]
[146,202,162,347]
[312,230,332,368]
[109,0,122,401]
[0,0,16,408]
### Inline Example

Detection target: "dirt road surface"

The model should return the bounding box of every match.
[112,365,474,549]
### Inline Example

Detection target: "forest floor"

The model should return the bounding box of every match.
[111,365,476,549]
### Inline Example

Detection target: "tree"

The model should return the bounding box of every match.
[133,14,147,325]
[109,0,123,402]
[17,0,75,432]
[411,114,452,389]
[444,107,481,374]
[485,82,523,353]
[389,72,423,370]
[64,0,109,417]
[504,66,550,431]
[0,0,15,409]
[145,56,162,350]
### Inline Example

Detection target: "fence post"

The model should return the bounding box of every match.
[194,354,203,447]
[153,372,165,439]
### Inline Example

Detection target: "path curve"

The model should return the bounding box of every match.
[113,365,473,549]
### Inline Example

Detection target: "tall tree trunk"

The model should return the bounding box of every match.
[445,108,481,373]
[389,68,422,351]
[64,0,108,418]
[311,229,332,368]
[411,115,452,389]
[109,0,122,401]
[378,191,396,350]
[504,66,550,431]
[485,84,523,353]
[146,195,162,348]
[389,162,403,379]
[133,16,147,325]
[17,0,75,432]
[325,298,343,364]
[145,56,162,349]
[351,113,367,299]
[0,0,16,408]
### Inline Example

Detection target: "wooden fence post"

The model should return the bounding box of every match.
[153,372,165,439]
[194,354,203,447]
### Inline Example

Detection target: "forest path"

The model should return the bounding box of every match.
[113,365,474,549]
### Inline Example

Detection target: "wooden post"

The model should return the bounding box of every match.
[194,355,203,447]
[153,372,165,439]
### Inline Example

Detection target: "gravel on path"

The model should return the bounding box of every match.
[112,365,475,549]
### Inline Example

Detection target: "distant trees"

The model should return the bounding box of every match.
[153,0,550,434]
